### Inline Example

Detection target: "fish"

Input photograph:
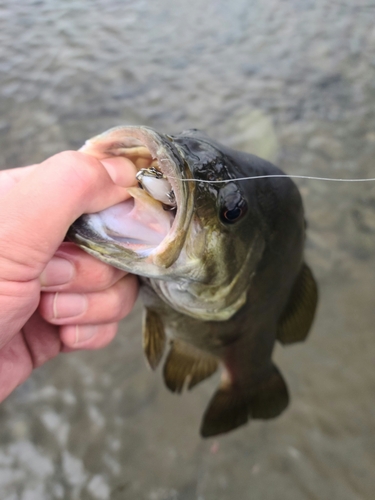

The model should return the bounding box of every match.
[68,126,318,438]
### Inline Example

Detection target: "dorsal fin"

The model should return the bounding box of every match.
[142,308,166,370]
[163,340,218,393]
[277,262,318,344]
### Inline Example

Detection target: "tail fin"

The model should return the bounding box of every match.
[200,365,289,438]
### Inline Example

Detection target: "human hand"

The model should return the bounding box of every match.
[0,152,139,401]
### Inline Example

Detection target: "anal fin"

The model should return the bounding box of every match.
[142,308,166,370]
[163,340,218,393]
[200,365,289,438]
[277,262,318,344]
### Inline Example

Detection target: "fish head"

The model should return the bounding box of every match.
[69,126,299,319]
[69,126,195,278]
[165,129,267,288]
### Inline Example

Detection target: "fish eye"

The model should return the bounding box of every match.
[219,184,247,224]
[220,202,247,224]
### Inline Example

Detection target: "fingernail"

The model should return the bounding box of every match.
[53,293,88,319]
[74,324,98,344]
[40,257,75,287]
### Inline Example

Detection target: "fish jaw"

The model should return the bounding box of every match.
[69,126,195,278]
[74,189,174,255]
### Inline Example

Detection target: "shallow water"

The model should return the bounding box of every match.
[1,0,375,498]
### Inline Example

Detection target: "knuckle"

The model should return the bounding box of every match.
[108,281,133,320]
[114,291,129,320]
[53,151,104,195]
[118,276,138,318]
[89,264,120,290]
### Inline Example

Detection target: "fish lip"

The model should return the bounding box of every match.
[69,126,195,274]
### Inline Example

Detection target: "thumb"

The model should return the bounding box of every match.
[0,151,135,281]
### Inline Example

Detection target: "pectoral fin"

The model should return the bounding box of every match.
[200,365,289,438]
[277,262,318,345]
[163,340,218,393]
[142,308,166,370]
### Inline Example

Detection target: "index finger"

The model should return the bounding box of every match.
[0,152,135,280]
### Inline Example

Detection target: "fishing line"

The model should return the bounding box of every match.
[167,174,375,184]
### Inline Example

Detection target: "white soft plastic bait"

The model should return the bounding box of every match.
[136,167,176,207]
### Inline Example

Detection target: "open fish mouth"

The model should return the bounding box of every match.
[69,126,194,272]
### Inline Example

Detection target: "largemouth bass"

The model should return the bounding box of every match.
[69,126,318,437]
